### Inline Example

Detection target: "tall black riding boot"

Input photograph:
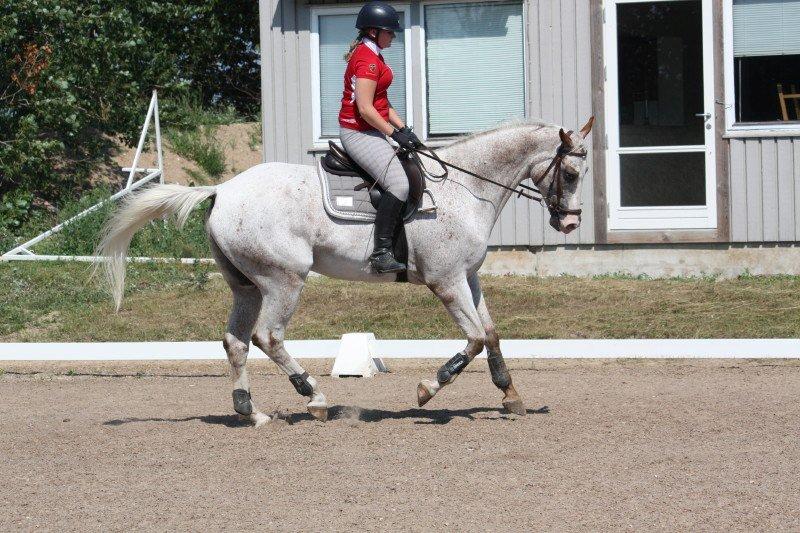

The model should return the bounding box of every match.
[369,192,407,274]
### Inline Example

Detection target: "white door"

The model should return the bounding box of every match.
[604,0,717,230]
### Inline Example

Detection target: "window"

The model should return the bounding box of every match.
[725,0,800,129]
[311,7,411,143]
[422,1,525,136]
[733,0,800,122]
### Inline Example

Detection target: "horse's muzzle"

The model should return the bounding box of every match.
[550,214,581,234]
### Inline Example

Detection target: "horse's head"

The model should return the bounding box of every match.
[537,117,594,235]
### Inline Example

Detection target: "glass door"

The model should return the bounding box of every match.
[604,0,717,230]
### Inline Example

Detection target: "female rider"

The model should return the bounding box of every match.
[339,1,421,274]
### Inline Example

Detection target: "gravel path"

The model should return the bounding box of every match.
[2,360,799,531]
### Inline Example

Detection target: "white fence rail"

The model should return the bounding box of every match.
[1,338,797,361]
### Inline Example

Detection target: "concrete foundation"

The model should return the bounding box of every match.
[480,243,800,278]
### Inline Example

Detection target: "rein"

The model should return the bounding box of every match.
[406,134,587,217]
[412,148,542,202]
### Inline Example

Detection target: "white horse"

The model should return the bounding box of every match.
[97,118,593,426]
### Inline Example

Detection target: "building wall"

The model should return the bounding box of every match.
[259,0,597,246]
[728,137,800,242]
[260,0,800,247]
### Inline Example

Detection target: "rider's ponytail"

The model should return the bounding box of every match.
[344,30,369,61]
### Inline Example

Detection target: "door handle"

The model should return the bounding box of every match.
[695,112,711,119]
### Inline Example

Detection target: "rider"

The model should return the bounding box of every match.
[339,1,422,274]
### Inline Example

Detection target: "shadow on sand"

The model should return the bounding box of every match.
[293,405,550,425]
[104,414,250,428]
[103,405,549,428]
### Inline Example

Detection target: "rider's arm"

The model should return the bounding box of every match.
[354,78,395,136]
[387,106,405,130]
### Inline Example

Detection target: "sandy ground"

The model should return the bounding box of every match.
[107,122,261,186]
[2,359,799,531]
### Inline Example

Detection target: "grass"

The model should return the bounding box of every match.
[4,189,211,258]
[166,127,227,180]
[247,122,262,152]
[159,93,241,181]
[2,261,799,342]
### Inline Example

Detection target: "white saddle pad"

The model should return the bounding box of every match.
[317,161,378,222]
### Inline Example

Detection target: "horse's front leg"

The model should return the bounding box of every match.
[417,276,485,406]
[467,273,525,415]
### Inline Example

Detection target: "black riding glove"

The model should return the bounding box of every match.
[399,126,423,148]
[390,128,416,150]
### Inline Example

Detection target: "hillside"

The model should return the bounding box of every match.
[105,122,263,187]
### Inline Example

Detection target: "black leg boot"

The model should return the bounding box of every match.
[369,192,407,274]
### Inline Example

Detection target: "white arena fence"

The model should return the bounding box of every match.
[1,338,798,361]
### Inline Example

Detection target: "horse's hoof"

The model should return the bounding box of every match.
[417,380,436,407]
[232,388,252,416]
[307,403,328,422]
[502,397,526,416]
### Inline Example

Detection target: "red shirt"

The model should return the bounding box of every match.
[338,40,393,131]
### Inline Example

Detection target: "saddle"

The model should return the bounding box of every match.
[318,141,435,222]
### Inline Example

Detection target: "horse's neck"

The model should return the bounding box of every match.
[436,125,557,222]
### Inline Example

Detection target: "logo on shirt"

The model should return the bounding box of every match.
[368,63,377,73]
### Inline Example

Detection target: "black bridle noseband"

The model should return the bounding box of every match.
[531,132,587,218]
[409,132,587,218]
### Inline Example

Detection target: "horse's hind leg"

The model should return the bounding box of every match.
[468,273,525,415]
[251,270,329,422]
[417,276,486,406]
[210,234,271,426]
[223,286,272,427]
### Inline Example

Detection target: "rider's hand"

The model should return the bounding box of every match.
[399,126,424,148]
[390,128,416,150]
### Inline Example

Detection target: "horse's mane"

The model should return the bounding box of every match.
[444,118,556,148]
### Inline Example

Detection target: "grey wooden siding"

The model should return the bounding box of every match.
[488,0,595,247]
[728,137,800,242]
[260,0,597,246]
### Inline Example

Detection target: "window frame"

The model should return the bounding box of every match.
[722,0,800,137]
[310,4,413,148]
[418,0,529,141]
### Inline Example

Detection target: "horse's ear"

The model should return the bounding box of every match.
[579,116,595,138]
[559,128,573,147]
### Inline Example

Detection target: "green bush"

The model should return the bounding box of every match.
[0,0,259,213]
[0,191,34,233]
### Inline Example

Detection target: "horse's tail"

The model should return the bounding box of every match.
[94,184,217,311]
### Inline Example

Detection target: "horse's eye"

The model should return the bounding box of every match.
[565,170,579,182]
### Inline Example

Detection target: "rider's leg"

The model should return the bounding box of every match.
[467,273,525,415]
[370,191,406,273]
[417,276,486,406]
[340,127,408,273]
[250,268,329,422]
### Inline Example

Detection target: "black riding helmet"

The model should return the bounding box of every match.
[356,1,402,32]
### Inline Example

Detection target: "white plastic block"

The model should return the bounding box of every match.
[331,333,387,378]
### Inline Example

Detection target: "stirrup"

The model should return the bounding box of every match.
[418,188,438,214]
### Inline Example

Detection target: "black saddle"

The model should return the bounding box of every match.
[320,141,426,220]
